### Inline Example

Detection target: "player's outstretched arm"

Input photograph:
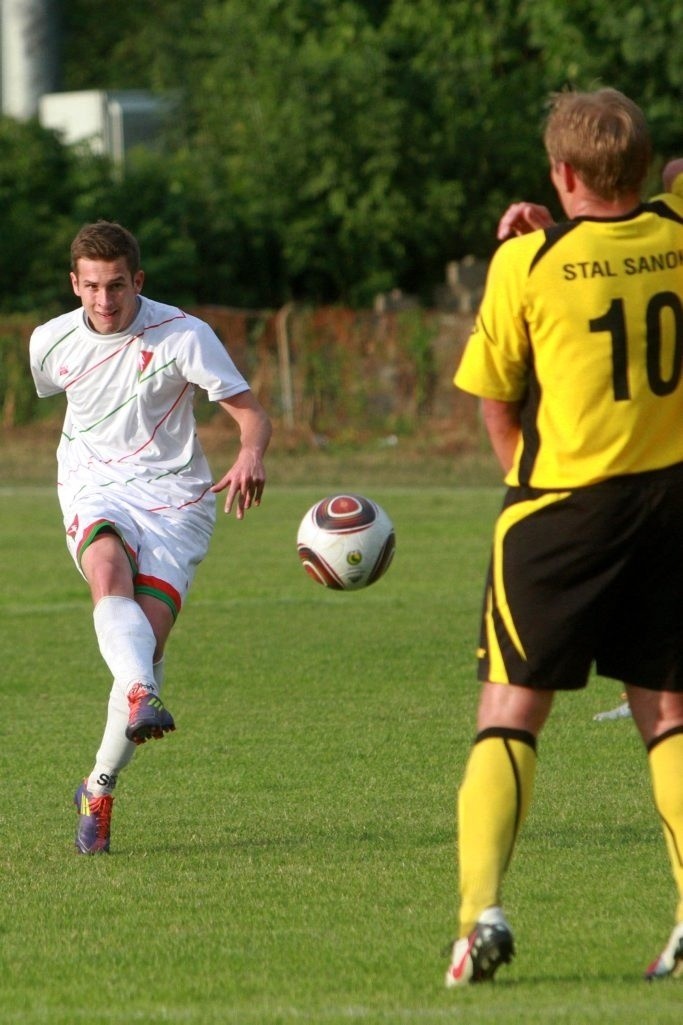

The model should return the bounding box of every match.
[212,391,272,518]
[497,202,555,240]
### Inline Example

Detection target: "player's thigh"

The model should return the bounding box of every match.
[63,496,141,583]
[80,529,136,599]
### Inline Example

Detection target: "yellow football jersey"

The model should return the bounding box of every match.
[455,193,683,487]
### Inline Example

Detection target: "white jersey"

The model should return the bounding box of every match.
[30,296,249,515]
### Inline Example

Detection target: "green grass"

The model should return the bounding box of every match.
[0,481,681,1023]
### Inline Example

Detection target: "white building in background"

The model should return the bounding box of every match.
[39,89,169,166]
[1,0,60,119]
[1,1,167,167]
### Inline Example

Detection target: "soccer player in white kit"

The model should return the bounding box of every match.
[29,221,272,854]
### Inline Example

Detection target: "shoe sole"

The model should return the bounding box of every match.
[125,712,175,744]
[126,721,175,744]
[75,839,110,854]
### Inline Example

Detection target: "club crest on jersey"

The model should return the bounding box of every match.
[137,350,153,376]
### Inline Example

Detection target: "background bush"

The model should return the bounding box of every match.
[1,0,681,314]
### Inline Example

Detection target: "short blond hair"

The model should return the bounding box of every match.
[543,88,651,200]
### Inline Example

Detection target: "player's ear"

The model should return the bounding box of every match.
[562,162,578,192]
[133,270,145,294]
[551,160,576,193]
[70,271,80,297]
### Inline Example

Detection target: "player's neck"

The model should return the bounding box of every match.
[565,190,642,220]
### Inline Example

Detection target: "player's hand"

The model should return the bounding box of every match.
[497,202,555,240]
[211,451,266,519]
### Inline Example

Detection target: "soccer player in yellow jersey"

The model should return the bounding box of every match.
[445,88,683,986]
[498,156,683,728]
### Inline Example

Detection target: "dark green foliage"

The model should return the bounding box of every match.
[2,0,681,312]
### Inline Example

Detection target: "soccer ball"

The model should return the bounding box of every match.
[296,493,396,590]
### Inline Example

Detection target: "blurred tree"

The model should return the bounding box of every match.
[0,118,77,312]
[0,129,208,313]
[2,0,680,312]
[60,1,209,94]
[520,0,683,161]
[380,0,553,283]
[175,0,414,305]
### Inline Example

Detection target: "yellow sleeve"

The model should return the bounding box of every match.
[454,237,533,401]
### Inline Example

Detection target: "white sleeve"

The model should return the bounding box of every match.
[29,327,65,398]
[176,320,250,401]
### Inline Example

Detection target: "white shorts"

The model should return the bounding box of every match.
[63,489,216,619]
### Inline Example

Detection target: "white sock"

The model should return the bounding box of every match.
[88,684,134,795]
[92,596,156,695]
[88,657,167,796]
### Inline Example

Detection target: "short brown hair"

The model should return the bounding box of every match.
[70,221,141,277]
[543,88,651,200]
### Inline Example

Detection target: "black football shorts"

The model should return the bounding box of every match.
[475,462,683,691]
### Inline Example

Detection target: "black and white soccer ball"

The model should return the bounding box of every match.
[296,493,396,590]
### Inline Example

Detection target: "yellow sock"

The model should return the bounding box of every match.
[457,728,537,936]
[648,728,683,923]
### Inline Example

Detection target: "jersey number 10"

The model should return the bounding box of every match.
[589,291,683,401]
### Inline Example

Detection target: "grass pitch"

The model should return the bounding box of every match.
[0,478,681,1023]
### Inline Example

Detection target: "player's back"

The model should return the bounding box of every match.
[461,193,683,487]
